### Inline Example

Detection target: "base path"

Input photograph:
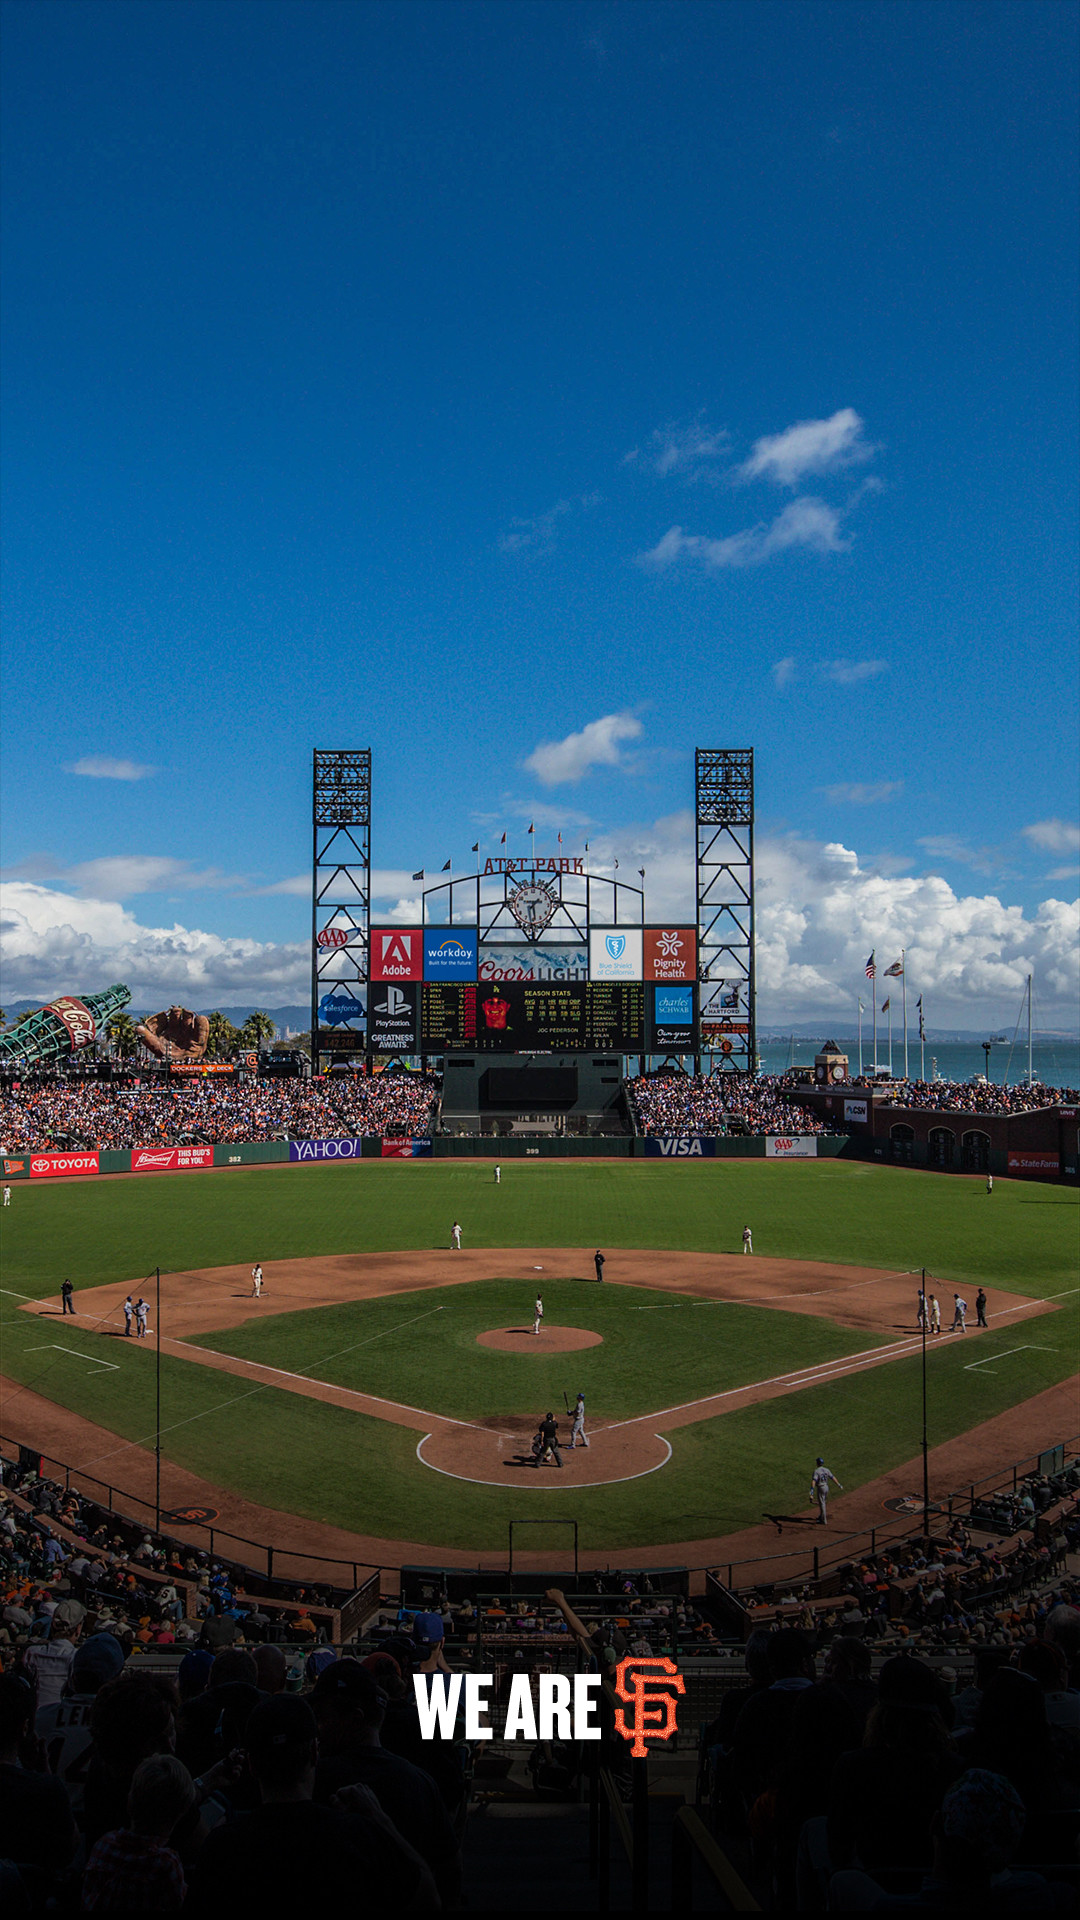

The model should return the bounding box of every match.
[1,1372,1073,1583]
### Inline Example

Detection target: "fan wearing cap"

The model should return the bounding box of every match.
[21,1596,86,1710]
[312,1659,461,1905]
[188,1695,436,1911]
[35,1631,125,1818]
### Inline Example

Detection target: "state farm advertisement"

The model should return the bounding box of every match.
[765,1137,818,1159]
[130,1146,215,1174]
[30,1152,100,1178]
[1007,1152,1060,1176]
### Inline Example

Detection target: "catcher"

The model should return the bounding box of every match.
[136,1006,211,1061]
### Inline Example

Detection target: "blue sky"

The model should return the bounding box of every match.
[2,0,1077,1022]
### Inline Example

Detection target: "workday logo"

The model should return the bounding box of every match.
[423,927,478,980]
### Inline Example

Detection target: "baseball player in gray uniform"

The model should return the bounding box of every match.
[811,1456,842,1523]
[568,1392,589,1449]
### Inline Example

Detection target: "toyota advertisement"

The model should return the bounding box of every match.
[29,1152,100,1178]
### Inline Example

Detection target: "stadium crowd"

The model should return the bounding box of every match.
[2,1441,1078,1910]
[0,1073,441,1152]
[870,1078,1079,1116]
[627,1072,834,1136]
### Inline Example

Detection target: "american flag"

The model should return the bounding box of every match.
[865,952,876,979]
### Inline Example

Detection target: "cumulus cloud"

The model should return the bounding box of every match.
[524,712,643,786]
[738,407,872,486]
[820,781,903,805]
[640,420,730,480]
[1022,819,1080,855]
[818,658,888,686]
[0,882,308,1003]
[577,815,1079,1025]
[638,497,846,572]
[66,756,157,781]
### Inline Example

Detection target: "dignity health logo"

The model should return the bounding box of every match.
[412,1658,683,1750]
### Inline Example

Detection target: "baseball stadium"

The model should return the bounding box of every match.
[1,747,1078,1908]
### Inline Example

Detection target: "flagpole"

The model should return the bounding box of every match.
[857,999,863,1078]
[920,999,926,1081]
[873,988,878,1076]
[901,952,908,1080]
[887,999,893,1077]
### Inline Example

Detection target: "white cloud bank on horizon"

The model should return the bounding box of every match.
[524,712,643,786]
[4,828,1077,1024]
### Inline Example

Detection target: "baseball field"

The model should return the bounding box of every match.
[0,1159,1076,1566]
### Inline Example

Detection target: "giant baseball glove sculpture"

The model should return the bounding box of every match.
[136,1006,211,1061]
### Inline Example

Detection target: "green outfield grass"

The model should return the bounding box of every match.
[194,1279,883,1420]
[1,1161,1076,1552]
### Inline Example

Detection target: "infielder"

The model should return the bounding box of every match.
[451,1221,462,1251]
[811,1456,842,1524]
[493,1165,501,1185]
[742,1225,753,1254]
[568,1391,589,1449]
[951,1293,968,1333]
[929,1294,941,1334]
[123,1296,134,1336]
[533,1294,544,1336]
[135,1298,149,1339]
[251,1264,263,1298]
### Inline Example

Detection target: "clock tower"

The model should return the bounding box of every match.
[814,1039,849,1085]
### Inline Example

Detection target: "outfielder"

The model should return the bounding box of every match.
[533,1294,544,1336]
[568,1391,589,1449]
[811,1456,842,1524]
[251,1263,263,1298]
[493,1165,501,1185]
[742,1224,753,1254]
[2,1186,10,1207]
[451,1221,462,1251]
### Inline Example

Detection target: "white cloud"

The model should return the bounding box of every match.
[821,781,903,805]
[1047,865,1080,882]
[638,497,846,572]
[739,407,872,486]
[818,658,888,685]
[1023,819,1080,855]
[917,835,1005,879]
[66,756,157,781]
[644,420,730,480]
[3,855,244,899]
[524,712,643,787]
[772,657,797,689]
[0,882,308,1003]
[498,492,601,554]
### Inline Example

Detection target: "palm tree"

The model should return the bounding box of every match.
[205,1011,241,1060]
[106,1012,140,1060]
[239,1011,277,1053]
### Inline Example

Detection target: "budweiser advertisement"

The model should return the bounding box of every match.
[30,1152,100,1178]
[130,1146,215,1174]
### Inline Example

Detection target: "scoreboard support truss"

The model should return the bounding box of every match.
[695,748,756,1074]
[311,749,371,1069]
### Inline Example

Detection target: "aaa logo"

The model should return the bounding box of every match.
[612,1656,685,1759]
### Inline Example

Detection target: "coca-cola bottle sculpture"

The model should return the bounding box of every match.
[0,985,131,1070]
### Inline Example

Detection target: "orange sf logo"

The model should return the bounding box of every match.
[613,1656,685,1759]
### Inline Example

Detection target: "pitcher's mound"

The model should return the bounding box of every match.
[477,1326,603,1354]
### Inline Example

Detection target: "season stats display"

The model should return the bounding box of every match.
[421,981,646,1052]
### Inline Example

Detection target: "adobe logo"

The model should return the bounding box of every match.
[370,928,423,981]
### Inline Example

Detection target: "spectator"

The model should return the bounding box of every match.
[36,1632,126,1820]
[21,1598,85,1709]
[311,1659,461,1904]
[0,1670,78,1870]
[827,1657,962,1872]
[730,1629,817,1806]
[81,1753,196,1912]
[188,1695,436,1910]
[83,1672,179,1847]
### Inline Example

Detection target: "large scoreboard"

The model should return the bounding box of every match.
[420,981,645,1053]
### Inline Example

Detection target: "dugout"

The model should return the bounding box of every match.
[439,1053,631,1136]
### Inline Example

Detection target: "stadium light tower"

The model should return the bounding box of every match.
[311,750,372,1072]
[695,748,756,1075]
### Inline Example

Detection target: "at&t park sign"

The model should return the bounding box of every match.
[481,856,584,875]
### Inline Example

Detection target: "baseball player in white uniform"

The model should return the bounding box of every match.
[493,1165,501,1184]
[951,1293,968,1333]
[251,1264,263,1297]
[811,1456,842,1524]
[2,1186,10,1207]
[569,1391,589,1449]
[451,1222,462,1250]
[742,1225,753,1254]
[533,1294,544,1336]
[929,1294,941,1334]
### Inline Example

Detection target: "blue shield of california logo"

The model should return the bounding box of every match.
[605,934,626,961]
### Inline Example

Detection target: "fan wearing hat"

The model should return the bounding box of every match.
[21,1597,87,1710]
[311,1659,461,1905]
[189,1694,435,1909]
